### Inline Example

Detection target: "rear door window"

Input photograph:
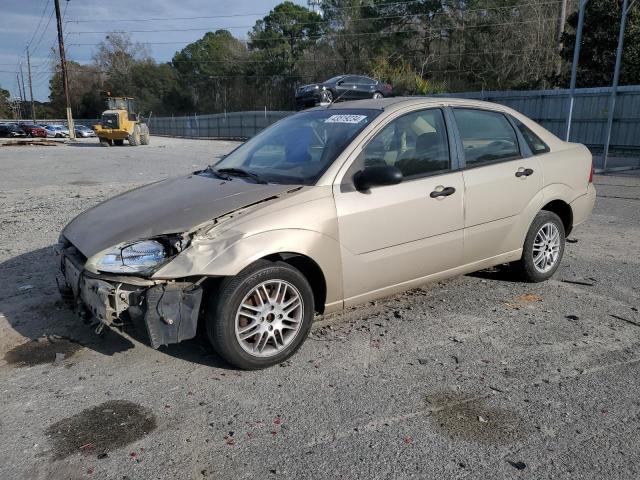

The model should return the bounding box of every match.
[453,108,521,166]
[513,118,550,155]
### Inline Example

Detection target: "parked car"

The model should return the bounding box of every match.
[56,97,595,369]
[75,124,96,138]
[0,123,28,138]
[18,123,47,138]
[295,75,393,109]
[44,125,69,138]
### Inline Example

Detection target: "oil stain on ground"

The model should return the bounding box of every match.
[426,391,527,444]
[45,400,157,459]
[4,336,83,367]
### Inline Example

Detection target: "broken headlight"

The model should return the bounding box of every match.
[94,239,173,274]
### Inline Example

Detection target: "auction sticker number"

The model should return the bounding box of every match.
[325,115,368,124]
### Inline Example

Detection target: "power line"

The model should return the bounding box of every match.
[67,1,563,35]
[64,0,563,24]
[67,17,558,48]
[26,0,51,47]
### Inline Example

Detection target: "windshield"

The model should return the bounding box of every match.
[212,109,380,185]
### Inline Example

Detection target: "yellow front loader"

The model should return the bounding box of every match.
[94,96,150,146]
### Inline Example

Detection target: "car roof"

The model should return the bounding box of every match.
[327,96,517,113]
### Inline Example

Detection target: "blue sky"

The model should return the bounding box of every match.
[0,0,309,101]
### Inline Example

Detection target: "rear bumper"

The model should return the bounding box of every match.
[570,183,596,227]
[55,244,203,349]
[94,127,129,140]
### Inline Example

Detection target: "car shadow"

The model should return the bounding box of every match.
[467,264,524,283]
[0,245,233,368]
[66,142,103,147]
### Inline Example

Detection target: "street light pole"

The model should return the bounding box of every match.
[602,0,636,170]
[565,0,588,141]
[54,0,75,139]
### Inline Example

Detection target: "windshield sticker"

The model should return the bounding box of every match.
[324,114,368,124]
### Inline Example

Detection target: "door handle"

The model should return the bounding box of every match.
[430,186,456,198]
[515,168,534,177]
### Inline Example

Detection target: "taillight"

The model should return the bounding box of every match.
[588,162,594,183]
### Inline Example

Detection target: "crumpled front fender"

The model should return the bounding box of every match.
[153,228,343,309]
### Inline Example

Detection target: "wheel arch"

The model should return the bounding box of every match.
[541,199,573,236]
[263,252,327,314]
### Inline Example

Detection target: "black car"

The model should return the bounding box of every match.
[0,123,28,138]
[295,75,393,109]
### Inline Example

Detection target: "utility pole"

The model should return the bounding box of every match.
[16,73,24,118]
[19,61,27,118]
[54,0,75,139]
[26,47,36,123]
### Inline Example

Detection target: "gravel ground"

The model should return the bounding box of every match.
[0,136,639,480]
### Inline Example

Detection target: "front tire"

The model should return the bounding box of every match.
[206,260,315,370]
[128,124,141,146]
[513,210,565,282]
[372,91,384,99]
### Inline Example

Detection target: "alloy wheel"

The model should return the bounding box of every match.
[234,280,304,357]
[532,222,561,273]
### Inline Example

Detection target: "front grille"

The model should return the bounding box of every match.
[102,113,119,129]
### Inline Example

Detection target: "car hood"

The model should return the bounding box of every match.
[62,173,296,257]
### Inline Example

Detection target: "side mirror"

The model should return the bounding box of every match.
[353,165,403,191]
[336,80,344,85]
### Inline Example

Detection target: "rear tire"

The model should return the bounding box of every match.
[205,260,315,370]
[140,124,150,145]
[98,137,111,147]
[512,210,565,282]
[128,124,141,146]
[320,89,333,104]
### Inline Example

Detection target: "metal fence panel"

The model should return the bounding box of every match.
[437,85,640,149]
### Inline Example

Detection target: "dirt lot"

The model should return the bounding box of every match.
[1,136,639,480]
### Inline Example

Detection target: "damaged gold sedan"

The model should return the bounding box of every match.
[57,97,595,369]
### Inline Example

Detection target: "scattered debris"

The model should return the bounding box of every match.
[566,238,579,243]
[477,416,488,423]
[516,293,542,303]
[1,139,60,147]
[566,315,580,321]
[18,284,33,291]
[609,314,640,328]
[505,293,543,309]
[403,436,413,444]
[418,358,429,365]
[561,279,595,287]
[507,460,527,470]
[97,453,108,459]
[53,352,66,366]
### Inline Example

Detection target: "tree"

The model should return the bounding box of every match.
[248,2,327,109]
[560,0,640,87]
[0,85,11,118]
[172,30,247,112]
[48,60,103,117]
